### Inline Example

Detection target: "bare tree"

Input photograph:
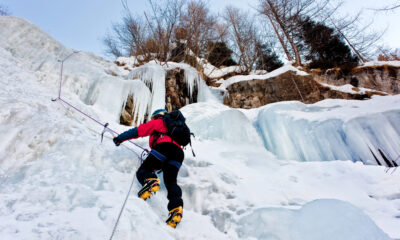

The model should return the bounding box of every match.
[0,4,11,16]
[377,46,400,61]
[224,6,260,72]
[257,0,338,66]
[326,10,385,62]
[103,8,151,60]
[179,0,219,58]
[104,0,185,61]
[373,1,400,11]
[103,33,123,57]
[144,0,185,61]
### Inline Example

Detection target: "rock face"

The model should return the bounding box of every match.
[313,65,400,95]
[223,71,371,109]
[165,68,198,112]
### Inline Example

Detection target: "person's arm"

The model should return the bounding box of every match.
[113,128,138,146]
[113,119,163,146]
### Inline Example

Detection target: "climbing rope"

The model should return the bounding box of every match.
[51,51,149,239]
[108,170,137,240]
[51,51,149,157]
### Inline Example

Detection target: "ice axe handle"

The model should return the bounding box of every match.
[101,123,114,143]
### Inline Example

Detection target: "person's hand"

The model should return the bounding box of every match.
[113,137,122,146]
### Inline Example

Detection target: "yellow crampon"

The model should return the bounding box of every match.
[138,178,160,200]
[166,206,183,228]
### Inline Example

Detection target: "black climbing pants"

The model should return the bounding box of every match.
[136,142,184,211]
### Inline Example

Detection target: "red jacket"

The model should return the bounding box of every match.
[118,119,181,149]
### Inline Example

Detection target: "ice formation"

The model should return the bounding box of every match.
[256,96,400,164]
[128,61,217,122]
[128,62,167,120]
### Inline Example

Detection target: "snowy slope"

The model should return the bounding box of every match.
[1,16,400,240]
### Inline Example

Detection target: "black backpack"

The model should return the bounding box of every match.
[164,110,195,156]
[164,110,190,146]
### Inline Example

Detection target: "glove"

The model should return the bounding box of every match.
[113,137,122,146]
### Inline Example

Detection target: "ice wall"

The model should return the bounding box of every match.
[256,96,400,164]
[181,102,263,145]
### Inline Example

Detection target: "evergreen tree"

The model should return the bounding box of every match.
[207,41,236,67]
[255,42,283,72]
[299,17,358,70]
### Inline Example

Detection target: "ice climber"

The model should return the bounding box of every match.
[113,109,187,228]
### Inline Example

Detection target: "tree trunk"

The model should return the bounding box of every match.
[265,13,293,62]
[265,0,302,66]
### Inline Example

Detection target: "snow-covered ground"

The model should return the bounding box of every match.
[1,16,400,240]
[319,82,387,95]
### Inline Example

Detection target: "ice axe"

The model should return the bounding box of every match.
[101,123,115,143]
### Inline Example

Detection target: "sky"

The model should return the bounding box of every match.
[1,0,399,60]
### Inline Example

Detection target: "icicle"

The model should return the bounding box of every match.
[127,80,152,125]
[129,62,166,121]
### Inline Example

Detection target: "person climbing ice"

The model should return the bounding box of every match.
[113,108,193,228]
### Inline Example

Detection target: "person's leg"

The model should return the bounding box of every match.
[162,145,184,228]
[136,153,162,185]
[163,163,183,210]
[159,143,184,210]
[136,153,164,199]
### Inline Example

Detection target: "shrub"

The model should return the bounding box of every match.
[207,41,236,67]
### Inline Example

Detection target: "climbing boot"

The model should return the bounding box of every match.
[166,206,183,228]
[138,178,160,200]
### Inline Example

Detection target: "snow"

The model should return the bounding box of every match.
[1,16,400,240]
[238,199,391,240]
[202,63,245,79]
[319,82,386,95]
[217,64,309,90]
[200,58,267,79]
[115,56,140,69]
[360,61,400,68]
